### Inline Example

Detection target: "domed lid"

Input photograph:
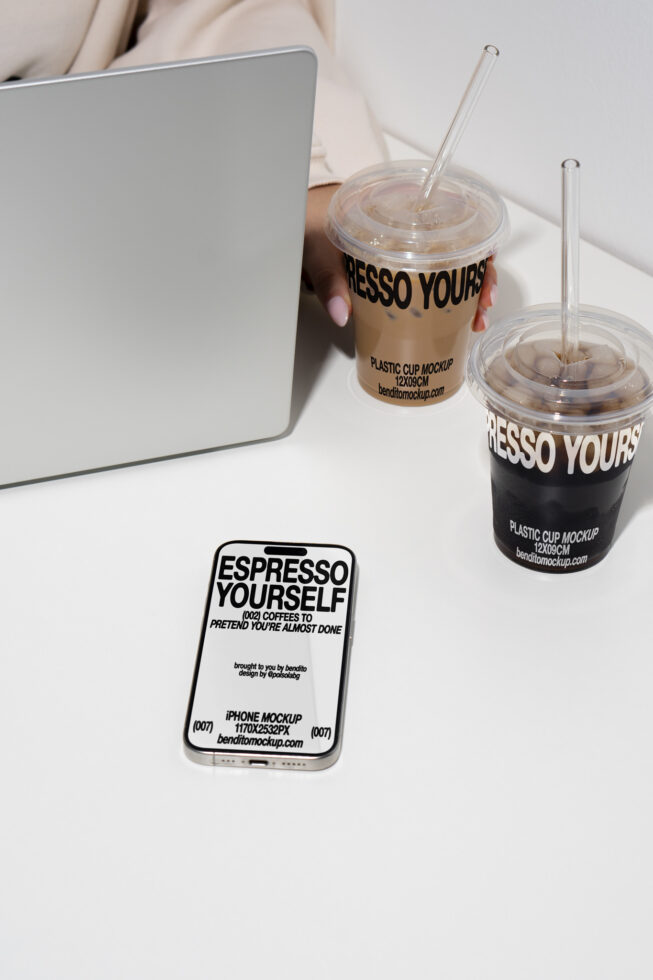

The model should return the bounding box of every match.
[467,304,653,431]
[326,159,509,271]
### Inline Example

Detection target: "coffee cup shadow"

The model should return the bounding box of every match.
[288,291,355,430]
[614,420,653,539]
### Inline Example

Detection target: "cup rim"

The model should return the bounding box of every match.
[466,303,653,432]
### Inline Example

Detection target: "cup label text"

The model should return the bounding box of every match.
[343,255,487,310]
[486,410,642,475]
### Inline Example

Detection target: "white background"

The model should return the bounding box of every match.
[335,0,653,276]
[3,195,653,979]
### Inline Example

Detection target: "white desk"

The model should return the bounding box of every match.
[3,166,653,979]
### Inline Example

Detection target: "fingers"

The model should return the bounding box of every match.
[480,255,498,309]
[326,294,351,328]
[473,255,498,332]
[303,238,351,327]
[303,184,351,327]
[304,186,499,333]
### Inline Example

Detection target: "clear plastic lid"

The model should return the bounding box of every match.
[467,304,653,432]
[326,159,509,271]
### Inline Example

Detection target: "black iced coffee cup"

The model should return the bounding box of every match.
[466,304,653,572]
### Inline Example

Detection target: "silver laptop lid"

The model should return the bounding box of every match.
[0,48,316,486]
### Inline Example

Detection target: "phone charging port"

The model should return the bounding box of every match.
[249,759,268,767]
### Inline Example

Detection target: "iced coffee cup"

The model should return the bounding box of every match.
[467,304,653,571]
[326,160,509,406]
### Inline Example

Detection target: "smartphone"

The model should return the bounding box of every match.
[184,540,357,771]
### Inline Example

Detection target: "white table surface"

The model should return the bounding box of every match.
[3,145,653,979]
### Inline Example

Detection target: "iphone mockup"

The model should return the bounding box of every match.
[184,540,357,771]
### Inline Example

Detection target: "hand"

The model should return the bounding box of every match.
[303,184,499,331]
[473,255,498,332]
[302,184,351,327]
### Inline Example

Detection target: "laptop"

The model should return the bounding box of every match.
[0,47,316,486]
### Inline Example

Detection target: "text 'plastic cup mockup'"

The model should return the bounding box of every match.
[326,160,508,407]
[467,305,653,572]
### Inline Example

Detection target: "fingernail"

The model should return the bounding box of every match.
[478,310,489,332]
[327,295,350,327]
[489,284,498,307]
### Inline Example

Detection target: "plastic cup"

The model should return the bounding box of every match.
[326,160,509,406]
[466,304,653,572]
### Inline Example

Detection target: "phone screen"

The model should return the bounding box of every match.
[184,541,356,769]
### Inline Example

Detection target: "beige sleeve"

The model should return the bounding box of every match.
[0,0,137,80]
[110,0,387,186]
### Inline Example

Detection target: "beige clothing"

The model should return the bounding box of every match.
[0,0,386,186]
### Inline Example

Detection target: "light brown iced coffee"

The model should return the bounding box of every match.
[346,259,489,404]
[326,161,509,406]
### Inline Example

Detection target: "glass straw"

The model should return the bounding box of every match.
[413,45,499,212]
[561,159,581,365]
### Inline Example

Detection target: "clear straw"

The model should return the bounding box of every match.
[561,159,581,365]
[413,45,499,212]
